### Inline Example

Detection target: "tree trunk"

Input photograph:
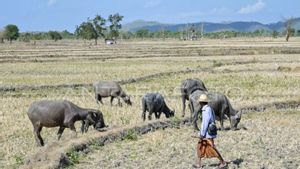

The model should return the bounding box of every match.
[9,39,12,44]
[95,38,97,45]
[0,38,3,43]
[286,30,290,42]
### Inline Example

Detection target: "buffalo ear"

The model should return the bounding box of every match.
[87,112,96,124]
[93,112,98,118]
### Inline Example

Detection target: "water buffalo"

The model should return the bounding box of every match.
[189,90,241,131]
[141,93,175,121]
[27,100,107,146]
[181,78,207,117]
[93,81,132,106]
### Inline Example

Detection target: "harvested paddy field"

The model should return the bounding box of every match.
[72,110,300,169]
[0,38,300,168]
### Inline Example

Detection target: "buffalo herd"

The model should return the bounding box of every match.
[27,79,241,146]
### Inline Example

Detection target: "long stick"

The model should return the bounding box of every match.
[191,136,201,139]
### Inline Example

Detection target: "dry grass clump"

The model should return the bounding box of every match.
[277,66,292,72]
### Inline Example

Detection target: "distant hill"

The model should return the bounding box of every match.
[123,18,300,33]
[122,20,167,32]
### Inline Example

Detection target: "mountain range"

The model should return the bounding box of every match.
[122,18,300,33]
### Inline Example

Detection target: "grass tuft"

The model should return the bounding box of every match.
[123,129,138,141]
[66,150,80,165]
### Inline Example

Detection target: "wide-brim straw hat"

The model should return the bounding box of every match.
[198,94,210,103]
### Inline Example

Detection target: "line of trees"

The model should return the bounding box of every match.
[18,30,72,42]
[0,13,124,44]
[123,29,300,40]
[1,16,299,44]
[75,13,123,45]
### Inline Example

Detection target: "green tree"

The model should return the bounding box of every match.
[76,15,106,45]
[19,32,31,42]
[32,33,44,41]
[0,30,4,43]
[60,30,74,39]
[108,13,124,39]
[119,31,134,39]
[272,30,279,38]
[76,21,97,42]
[92,15,106,44]
[48,31,62,41]
[3,24,19,43]
[284,18,295,41]
[135,29,150,39]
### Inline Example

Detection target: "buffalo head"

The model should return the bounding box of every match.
[230,111,241,130]
[166,109,175,118]
[123,95,132,106]
[87,111,107,131]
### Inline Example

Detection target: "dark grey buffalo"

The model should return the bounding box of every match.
[27,100,107,146]
[93,81,132,106]
[189,90,241,131]
[181,78,207,117]
[141,93,175,121]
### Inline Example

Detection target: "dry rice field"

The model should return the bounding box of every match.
[0,37,300,168]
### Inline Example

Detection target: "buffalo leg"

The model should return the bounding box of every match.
[191,101,201,131]
[34,125,44,146]
[110,96,114,106]
[68,123,77,137]
[181,95,186,117]
[81,121,85,133]
[219,108,225,130]
[142,111,146,121]
[154,112,160,119]
[220,120,225,130]
[148,108,153,120]
[148,106,153,120]
[96,94,103,104]
[188,103,193,122]
[157,112,163,119]
[84,120,90,133]
[117,97,122,107]
[57,127,65,140]
[141,99,147,121]
[148,112,152,120]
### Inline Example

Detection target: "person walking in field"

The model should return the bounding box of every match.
[193,94,227,168]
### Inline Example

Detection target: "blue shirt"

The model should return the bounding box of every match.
[199,105,217,138]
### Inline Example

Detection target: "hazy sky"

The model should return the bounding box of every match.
[0,0,299,32]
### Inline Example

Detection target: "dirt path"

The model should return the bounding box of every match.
[72,110,300,169]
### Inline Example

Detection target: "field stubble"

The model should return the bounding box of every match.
[72,110,300,169]
[0,38,300,168]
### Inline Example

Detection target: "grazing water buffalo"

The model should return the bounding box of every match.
[27,100,107,146]
[141,93,175,121]
[93,81,132,106]
[181,78,207,117]
[189,90,241,131]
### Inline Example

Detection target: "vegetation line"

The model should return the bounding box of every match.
[20,99,300,169]
[0,66,285,93]
[0,68,212,92]
[1,46,300,64]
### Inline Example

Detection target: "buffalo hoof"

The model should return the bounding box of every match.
[192,164,202,168]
